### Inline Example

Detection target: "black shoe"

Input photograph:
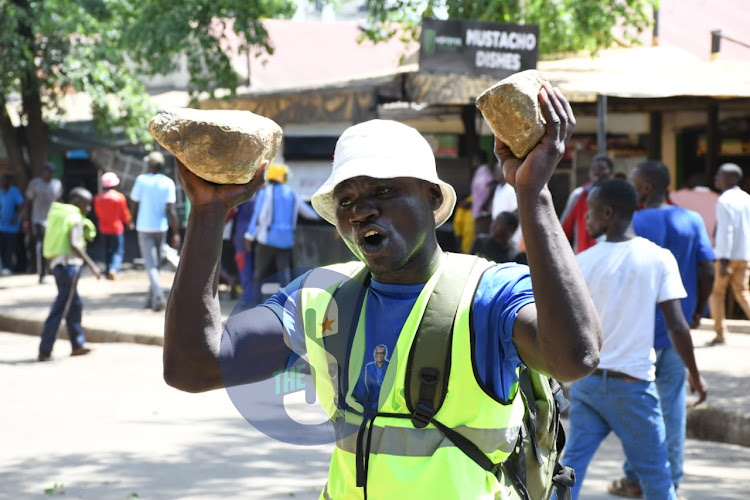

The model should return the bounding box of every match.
[38,352,51,362]
[71,346,92,357]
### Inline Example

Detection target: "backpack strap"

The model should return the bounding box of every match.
[403,253,503,478]
[302,262,370,410]
[405,253,493,428]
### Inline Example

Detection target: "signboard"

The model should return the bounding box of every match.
[419,18,539,79]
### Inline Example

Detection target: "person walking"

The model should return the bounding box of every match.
[562,179,707,500]
[130,152,180,312]
[708,162,750,346]
[560,155,613,253]
[452,193,475,253]
[24,162,62,283]
[38,188,101,361]
[670,173,719,246]
[93,172,133,280]
[163,85,603,499]
[231,197,256,309]
[243,163,319,304]
[470,150,494,235]
[0,174,25,275]
[606,160,714,498]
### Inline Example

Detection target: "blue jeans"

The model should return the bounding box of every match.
[103,233,124,274]
[39,265,85,355]
[253,242,292,306]
[562,373,676,500]
[0,231,17,270]
[137,231,166,308]
[624,346,686,489]
[238,250,255,308]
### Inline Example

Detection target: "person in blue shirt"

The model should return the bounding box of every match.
[244,163,319,304]
[231,198,256,309]
[0,174,25,275]
[607,160,714,499]
[162,85,602,496]
[130,152,180,311]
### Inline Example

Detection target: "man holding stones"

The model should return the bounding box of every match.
[162,84,602,499]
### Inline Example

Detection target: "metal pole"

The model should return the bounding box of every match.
[597,94,607,156]
[711,30,722,60]
[705,102,719,182]
[246,48,252,87]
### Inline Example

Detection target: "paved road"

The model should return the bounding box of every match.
[1,332,747,500]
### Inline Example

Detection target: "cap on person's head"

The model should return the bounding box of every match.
[311,119,457,227]
[719,162,743,181]
[101,172,120,188]
[266,163,289,184]
[144,151,165,167]
[69,186,93,203]
[43,162,56,172]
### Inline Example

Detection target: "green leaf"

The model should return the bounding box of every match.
[353,0,655,57]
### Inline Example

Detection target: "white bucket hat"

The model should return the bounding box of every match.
[311,120,457,227]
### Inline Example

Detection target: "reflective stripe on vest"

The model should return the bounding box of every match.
[302,255,525,500]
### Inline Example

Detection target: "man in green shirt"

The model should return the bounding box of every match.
[38,187,101,361]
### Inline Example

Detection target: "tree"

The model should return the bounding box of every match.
[0,0,295,186]
[359,0,655,56]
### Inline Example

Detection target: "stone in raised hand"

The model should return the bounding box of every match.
[148,108,282,184]
[475,70,549,159]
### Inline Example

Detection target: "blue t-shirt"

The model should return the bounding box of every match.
[264,261,534,405]
[130,173,176,232]
[633,206,715,349]
[0,185,24,233]
[246,183,299,249]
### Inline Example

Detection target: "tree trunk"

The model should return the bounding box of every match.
[12,0,48,181]
[22,89,48,179]
[0,101,30,188]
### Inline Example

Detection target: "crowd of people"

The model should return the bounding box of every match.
[2,84,749,498]
[0,152,319,359]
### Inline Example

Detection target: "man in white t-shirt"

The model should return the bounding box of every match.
[489,162,522,246]
[24,162,63,283]
[130,152,180,311]
[561,179,707,500]
[708,163,750,345]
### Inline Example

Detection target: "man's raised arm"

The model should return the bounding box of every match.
[164,161,286,393]
[495,84,602,382]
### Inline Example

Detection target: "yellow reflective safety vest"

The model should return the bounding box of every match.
[301,254,526,499]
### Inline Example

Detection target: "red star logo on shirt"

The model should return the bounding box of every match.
[320,316,335,333]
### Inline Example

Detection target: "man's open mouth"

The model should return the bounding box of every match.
[360,229,386,253]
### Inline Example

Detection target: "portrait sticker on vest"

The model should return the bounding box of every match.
[353,344,391,416]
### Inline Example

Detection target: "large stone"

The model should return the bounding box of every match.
[475,70,549,159]
[148,108,282,184]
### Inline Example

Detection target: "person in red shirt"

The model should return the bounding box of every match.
[560,155,614,253]
[94,172,134,279]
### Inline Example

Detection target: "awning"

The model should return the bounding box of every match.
[539,44,750,101]
[198,44,750,124]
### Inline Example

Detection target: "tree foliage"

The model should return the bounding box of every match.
[0,0,294,181]
[359,0,655,57]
